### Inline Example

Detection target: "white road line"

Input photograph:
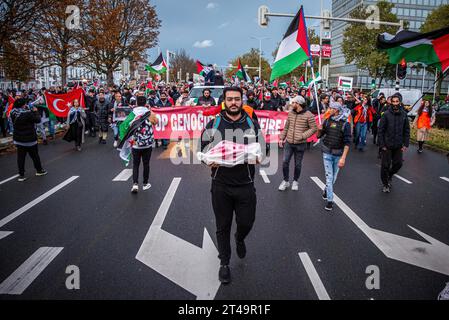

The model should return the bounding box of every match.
[0,247,63,295]
[112,169,133,181]
[375,164,412,184]
[393,174,413,184]
[298,252,330,300]
[0,176,79,229]
[259,170,270,184]
[0,175,19,185]
[0,231,13,240]
[440,177,449,183]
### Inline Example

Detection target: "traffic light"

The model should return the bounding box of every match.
[397,59,407,80]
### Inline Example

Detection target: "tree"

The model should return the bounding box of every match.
[0,0,52,44]
[341,1,400,88]
[271,29,326,83]
[226,48,271,82]
[30,0,85,86]
[420,4,449,96]
[169,49,197,81]
[0,41,34,85]
[79,0,161,86]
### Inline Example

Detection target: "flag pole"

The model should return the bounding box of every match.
[310,64,322,124]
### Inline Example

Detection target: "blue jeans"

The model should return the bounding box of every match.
[355,122,368,150]
[323,152,341,203]
[282,142,306,181]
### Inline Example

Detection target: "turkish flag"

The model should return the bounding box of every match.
[6,95,15,117]
[44,88,85,117]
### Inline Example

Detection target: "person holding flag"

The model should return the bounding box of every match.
[63,99,86,151]
[118,96,158,194]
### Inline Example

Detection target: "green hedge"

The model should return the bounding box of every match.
[410,126,449,152]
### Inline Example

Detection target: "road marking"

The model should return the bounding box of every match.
[440,177,449,183]
[0,231,13,240]
[259,170,270,184]
[375,164,412,184]
[0,175,19,185]
[0,176,79,229]
[136,177,220,300]
[0,247,63,295]
[393,174,412,184]
[311,176,449,276]
[112,169,133,181]
[298,252,330,300]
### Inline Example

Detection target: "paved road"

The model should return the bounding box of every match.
[0,133,448,300]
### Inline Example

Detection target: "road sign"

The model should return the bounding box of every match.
[321,44,332,58]
[338,76,353,91]
[310,44,321,57]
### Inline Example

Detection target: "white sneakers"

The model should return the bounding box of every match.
[113,140,118,148]
[291,181,299,191]
[278,180,299,191]
[278,181,290,191]
[132,183,151,193]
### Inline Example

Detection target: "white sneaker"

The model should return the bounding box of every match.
[143,183,151,190]
[278,180,290,191]
[85,130,89,135]
[131,184,138,193]
[113,140,118,148]
[291,181,299,191]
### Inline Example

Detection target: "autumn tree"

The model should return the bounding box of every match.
[30,0,85,86]
[169,49,197,81]
[79,0,161,86]
[420,4,449,96]
[0,41,34,85]
[341,1,400,87]
[226,48,271,81]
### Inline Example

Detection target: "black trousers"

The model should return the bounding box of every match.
[86,112,96,136]
[0,117,7,137]
[75,125,83,147]
[211,182,256,265]
[16,144,43,176]
[381,147,403,186]
[132,147,152,184]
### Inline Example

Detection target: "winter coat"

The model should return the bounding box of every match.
[378,106,410,149]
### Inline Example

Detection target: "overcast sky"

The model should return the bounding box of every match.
[149,0,332,68]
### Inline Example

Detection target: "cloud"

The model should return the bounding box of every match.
[218,22,230,29]
[206,2,218,9]
[193,40,214,48]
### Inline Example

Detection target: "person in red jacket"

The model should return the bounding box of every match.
[353,97,375,152]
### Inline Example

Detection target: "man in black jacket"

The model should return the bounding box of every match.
[378,95,410,193]
[196,89,216,107]
[10,98,47,181]
[200,86,264,284]
[85,88,97,137]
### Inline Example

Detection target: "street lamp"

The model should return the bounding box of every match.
[250,36,270,81]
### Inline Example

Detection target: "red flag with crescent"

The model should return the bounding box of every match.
[44,88,85,117]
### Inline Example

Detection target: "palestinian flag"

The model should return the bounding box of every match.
[236,59,250,82]
[145,53,167,74]
[118,107,152,166]
[270,6,311,81]
[377,26,449,73]
[299,75,305,86]
[196,60,212,77]
[5,95,15,117]
[305,72,322,87]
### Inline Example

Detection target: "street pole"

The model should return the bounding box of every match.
[433,69,438,103]
[259,39,262,80]
[421,65,426,95]
[318,0,323,85]
[166,49,169,84]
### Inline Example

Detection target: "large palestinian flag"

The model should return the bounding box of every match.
[377,26,449,73]
[196,60,212,77]
[270,6,311,81]
[145,53,167,74]
[236,59,251,82]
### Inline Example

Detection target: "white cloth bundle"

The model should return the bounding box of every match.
[197,140,262,167]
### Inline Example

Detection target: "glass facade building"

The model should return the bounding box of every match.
[329,0,449,93]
